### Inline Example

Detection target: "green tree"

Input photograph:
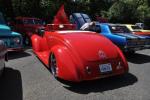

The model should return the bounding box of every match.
[107,0,150,23]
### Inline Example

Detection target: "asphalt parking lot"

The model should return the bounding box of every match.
[0,48,150,100]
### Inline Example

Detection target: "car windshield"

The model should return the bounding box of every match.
[109,25,131,33]
[23,19,34,24]
[131,25,142,30]
[23,19,44,25]
[34,19,44,25]
[0,13,6,25]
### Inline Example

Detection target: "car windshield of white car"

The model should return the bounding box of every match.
[109,25,131,34]
[131,25,142,31]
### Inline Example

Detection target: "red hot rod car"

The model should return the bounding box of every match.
[31,5,129,82]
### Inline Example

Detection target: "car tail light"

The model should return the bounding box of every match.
[59,24,64,29]
[116,61,122,70]
[86,66,92,74]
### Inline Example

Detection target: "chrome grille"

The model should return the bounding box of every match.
[0,36,21,48]
[127,39,147,46]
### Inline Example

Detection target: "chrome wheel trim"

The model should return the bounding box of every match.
[50,54,58,77]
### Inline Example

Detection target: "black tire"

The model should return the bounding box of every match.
[0,62,5,78]
[50,53,58,78]
[2,63,5,76]
[24,36,31,46]
[128,50,135,55]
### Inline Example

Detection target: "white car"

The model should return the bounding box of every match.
[135,23,144,29]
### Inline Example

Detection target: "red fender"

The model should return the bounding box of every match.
[31,35,48,52]
[116,46,129,72]
[50,45,81,82]
[31,35,42,52]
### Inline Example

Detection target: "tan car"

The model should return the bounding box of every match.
[125,24,150,36]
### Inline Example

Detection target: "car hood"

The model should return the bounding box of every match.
[0,24,12,36]
[114,33,147,39]
[0,24,20,36]
[61,32,119,61]
[141,30,150,32]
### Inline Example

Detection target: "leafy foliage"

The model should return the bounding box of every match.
[0,0,149,26]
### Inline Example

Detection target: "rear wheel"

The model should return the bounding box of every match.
[50,53,58,78]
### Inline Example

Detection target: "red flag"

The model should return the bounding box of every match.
[53,5,70,24]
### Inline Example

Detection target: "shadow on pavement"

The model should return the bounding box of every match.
[126,53,150,64]
[8,51,31,60]
[63,73,137,94]
[0,67,23,100]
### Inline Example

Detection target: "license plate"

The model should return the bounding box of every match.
[99,63,112,73]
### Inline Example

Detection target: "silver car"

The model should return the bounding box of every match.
[0,40,7,76]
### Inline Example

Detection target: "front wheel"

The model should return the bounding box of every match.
[0,62,5,78]
[24,36,31,46]
[50,53,58,78]
[127,50,135,55]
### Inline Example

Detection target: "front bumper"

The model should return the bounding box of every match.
[78,59,128,82]
[83,69,127,81]
[122,38,150,51]
[122,45,150,52]
[7,47,24,52]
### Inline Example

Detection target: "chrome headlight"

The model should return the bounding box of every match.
[13,37,20,44]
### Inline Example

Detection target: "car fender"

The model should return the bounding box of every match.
[50,45,81,82]
[106,34,127,46]
[100,25,127,46]
[115,45,129,72]
[31,35,48,52]
[31,35,42,52]
[12,31,21,36]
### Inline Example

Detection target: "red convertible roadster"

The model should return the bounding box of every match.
[31,5,128,82]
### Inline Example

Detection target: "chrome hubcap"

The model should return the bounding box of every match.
[50,54,58,77]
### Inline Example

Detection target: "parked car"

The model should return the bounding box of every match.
[32,23,129,82]
[125,24,150,36]
[13,17,45,45]
[0,12,23,51]
[31,6,129,82]
[70,13,150,53]
[70,13,92,29]
[0,40,7,76]
[135,23,144,29]
[94,23,150,53]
